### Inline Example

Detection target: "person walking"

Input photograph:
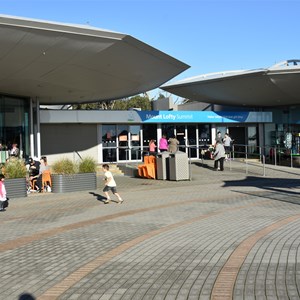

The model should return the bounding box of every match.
[168,135,179,153]
[213,140,226,171]
[0,174,8,212]
[102,164,123,204]
[159,134,168,152]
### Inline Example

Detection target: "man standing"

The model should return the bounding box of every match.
[213,140,226,171]
[223,133,232,159]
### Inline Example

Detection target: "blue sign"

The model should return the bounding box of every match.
[136,111,272,123]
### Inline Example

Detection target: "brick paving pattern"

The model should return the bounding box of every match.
[0,160,300,300]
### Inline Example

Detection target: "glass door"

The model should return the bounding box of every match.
[175,125,186,152]
[247,126,258,154]
[187,125,198,158]
[117,125,129,161]
[102,125,117,162]
[129,125,141,161]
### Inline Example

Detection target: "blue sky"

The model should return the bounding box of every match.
[1,0,299,98]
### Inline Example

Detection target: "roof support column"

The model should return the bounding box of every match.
[36,99,41,158]
[29,98,35,158]
[211,125,217,145]
[157,124,162,152]
[258,123,265,156]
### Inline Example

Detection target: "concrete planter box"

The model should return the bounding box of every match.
[52,173,97,193]
[5,177,27,198]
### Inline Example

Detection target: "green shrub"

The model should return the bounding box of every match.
[78,157,97,173]
[4,158,27,178]
[51,158,76,175]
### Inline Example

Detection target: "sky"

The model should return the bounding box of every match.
[0,0,299,99]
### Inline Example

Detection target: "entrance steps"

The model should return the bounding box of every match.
[96,164,124,176]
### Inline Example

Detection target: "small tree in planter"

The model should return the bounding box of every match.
[51,157,97,193]
[2,158,27,198]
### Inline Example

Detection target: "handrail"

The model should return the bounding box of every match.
[102,143,299,171]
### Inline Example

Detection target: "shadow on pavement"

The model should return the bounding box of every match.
[89,192,107,203]
[223,176,300,205]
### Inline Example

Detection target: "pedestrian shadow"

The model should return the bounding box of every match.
[89,192,119,204]
[222,176,300,205]
[193,161,215,171]
[89,192,107,203]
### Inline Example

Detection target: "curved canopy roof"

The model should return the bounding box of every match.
[161,60,300,107]
[0,14,189,104]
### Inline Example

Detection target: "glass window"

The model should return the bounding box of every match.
[130,125,141,160]
[247,126,258,154]
[130,125,141,147]
[103,148,116,163]
[0,95,29,161]
[102,125,116,147]
[175,125,186,152]
[117,125,128,161]
[161,124,175,139]
[187,125,197,157]
[143,124,157,145]
[199,124,211,145]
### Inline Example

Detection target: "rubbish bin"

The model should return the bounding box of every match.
[156,152,170,180]
[168,151,189,181]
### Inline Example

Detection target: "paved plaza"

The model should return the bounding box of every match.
[1,160,300,300]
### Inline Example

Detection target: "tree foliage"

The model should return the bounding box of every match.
[72,95,153,111]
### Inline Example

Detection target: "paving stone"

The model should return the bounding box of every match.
[1,161,300,299]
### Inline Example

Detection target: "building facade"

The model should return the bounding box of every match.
[38,109,272,164]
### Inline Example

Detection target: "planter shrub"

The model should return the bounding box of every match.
[51,158,76,175]
[51,157,97,193]
[79,157,97,173]
[3,158,27,178]
[2,158,27,198]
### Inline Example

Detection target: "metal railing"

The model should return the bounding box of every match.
[102,143,300,179]
[231,144,299,169]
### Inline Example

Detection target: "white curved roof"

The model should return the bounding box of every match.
[0,14,189,104]
[161,60,300,107]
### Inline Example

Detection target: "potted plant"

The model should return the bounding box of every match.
[2,158,28,198]
[51,157,97,193]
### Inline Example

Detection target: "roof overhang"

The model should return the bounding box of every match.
[161,60,300,107]
[0,14,189,104]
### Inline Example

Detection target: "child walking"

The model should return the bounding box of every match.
[102,164,123,204]
[0,174,8,212]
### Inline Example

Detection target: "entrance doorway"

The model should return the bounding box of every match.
[228,127,246,146]
[228,126,258,157]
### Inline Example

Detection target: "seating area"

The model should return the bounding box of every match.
[42,170,52,192]
[138,155,156,179]
[28,170,52,193]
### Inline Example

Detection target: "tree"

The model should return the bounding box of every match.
[111,95,153,110]
[72,95,152,110]
[72,100,116,110]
